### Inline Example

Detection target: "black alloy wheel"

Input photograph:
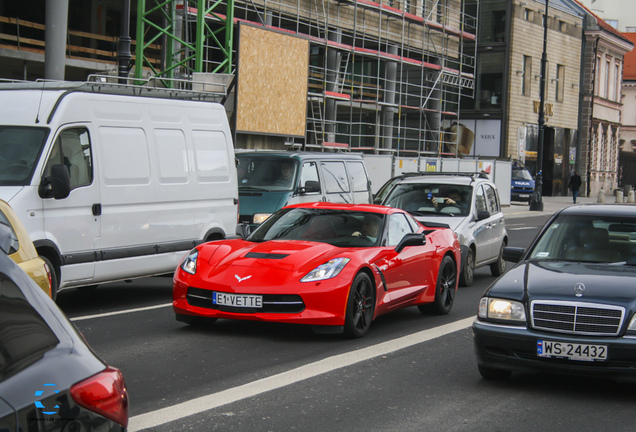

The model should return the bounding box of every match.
[344,272,375,338]
[419,255,456,315]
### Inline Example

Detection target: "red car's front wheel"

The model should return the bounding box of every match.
[343,272,375,338]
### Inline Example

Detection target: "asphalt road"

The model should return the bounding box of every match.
[56,214,636,432]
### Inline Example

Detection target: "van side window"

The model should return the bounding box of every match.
[45,128,93,190]
[346,161,368,192]
[321,161,350,193]
[300,161,320,193]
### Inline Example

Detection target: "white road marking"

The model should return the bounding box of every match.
[69,303,172,322]
[127,316,476,431]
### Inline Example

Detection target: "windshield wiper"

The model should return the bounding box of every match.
[239,186,268,191]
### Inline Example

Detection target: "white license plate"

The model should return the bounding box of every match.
[213,292,262,308]
[519,194,530,198]
[537,340,607,362]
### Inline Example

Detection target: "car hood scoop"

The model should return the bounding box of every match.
[244,252,290,260]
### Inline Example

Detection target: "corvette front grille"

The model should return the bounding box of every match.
[186,287,305,313]
[531,301,624,336]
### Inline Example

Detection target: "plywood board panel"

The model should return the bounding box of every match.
[236,24,309,137]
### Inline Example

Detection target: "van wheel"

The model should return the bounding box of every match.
[40,256,58,301]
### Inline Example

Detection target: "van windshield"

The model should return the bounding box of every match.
[237,156,299,192]
[512,167,534,181]
[0,126,49,186]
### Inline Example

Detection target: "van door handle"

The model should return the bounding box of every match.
[92,204,102,216]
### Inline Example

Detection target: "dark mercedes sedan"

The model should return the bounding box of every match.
[0,222,128,430]
[473,204,636,380]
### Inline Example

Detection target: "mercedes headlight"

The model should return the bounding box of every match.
[479,297,526,322]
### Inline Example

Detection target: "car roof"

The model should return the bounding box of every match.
[284,202,398,214]
[558,204,636,217]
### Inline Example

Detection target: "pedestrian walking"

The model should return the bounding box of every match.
[568,171,582,204]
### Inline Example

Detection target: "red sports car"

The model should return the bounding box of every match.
[173,202,461,338]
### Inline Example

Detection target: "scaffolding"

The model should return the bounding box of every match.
[136,0,477,156]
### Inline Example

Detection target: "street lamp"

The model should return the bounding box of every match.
[530,0,549,211]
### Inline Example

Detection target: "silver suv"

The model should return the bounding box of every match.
[376,172,508,286]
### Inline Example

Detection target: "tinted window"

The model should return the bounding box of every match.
[0,274,59,381]
[346,162,368,192]
[236,156,299,191]
[321,161,350,193]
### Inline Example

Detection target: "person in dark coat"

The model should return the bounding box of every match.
[568,171,582,204]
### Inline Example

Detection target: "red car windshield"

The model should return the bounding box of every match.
[248,208,386,247]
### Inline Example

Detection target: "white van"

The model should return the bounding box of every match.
[0,80,238,298]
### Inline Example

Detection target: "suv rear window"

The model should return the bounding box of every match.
[0,274,59,381]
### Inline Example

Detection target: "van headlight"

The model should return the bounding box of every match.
[479,297,526,322]
[253,213,272,224]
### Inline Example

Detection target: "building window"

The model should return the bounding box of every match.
[559,21,567,33]
[555,64,565,102]
[595,56,601,96]
[524,8,534,22]
[606,20,618,29]
[522,55,532,96]
[605,58,611,99]
[614,61,621,102]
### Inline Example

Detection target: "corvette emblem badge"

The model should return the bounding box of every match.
[574,282,585,297]
[235,274,252,283]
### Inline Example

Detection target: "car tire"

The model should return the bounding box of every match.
[459,247,474,287]
[490,242,507,277]
[418,255,456,315]
[343,272,375,338]
[478,365,512,380]
[40,255,58,301]
[176,313,218,326]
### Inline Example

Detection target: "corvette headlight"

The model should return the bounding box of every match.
[253,213,272,224]
[301,258,351,282]
[479,297,526,322]
[180,249,199,275]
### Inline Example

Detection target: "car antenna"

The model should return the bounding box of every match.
[35,80,46,124]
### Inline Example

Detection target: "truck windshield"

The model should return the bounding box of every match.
[237,156,299,191]
[0,126,49,186]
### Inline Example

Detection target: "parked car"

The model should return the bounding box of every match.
[174,202,460,338]
[236,151,373,229]
[0,199,51,297]
[377,172,508,287]
[473,204,636,380]
[0,222,128,430]
[510,159,535,202]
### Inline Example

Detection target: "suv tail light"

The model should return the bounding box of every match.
[70,366,129,427]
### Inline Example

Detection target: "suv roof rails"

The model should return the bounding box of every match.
[396,171,490,180]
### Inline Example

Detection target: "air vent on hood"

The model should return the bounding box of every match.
[245,252,290,259]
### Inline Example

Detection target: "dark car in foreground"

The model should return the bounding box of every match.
[473,204,636,380]
[0,223,128,430]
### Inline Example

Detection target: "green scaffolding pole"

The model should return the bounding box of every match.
[135,0,235,86]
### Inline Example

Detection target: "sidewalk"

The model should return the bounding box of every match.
[502,194,618,220]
